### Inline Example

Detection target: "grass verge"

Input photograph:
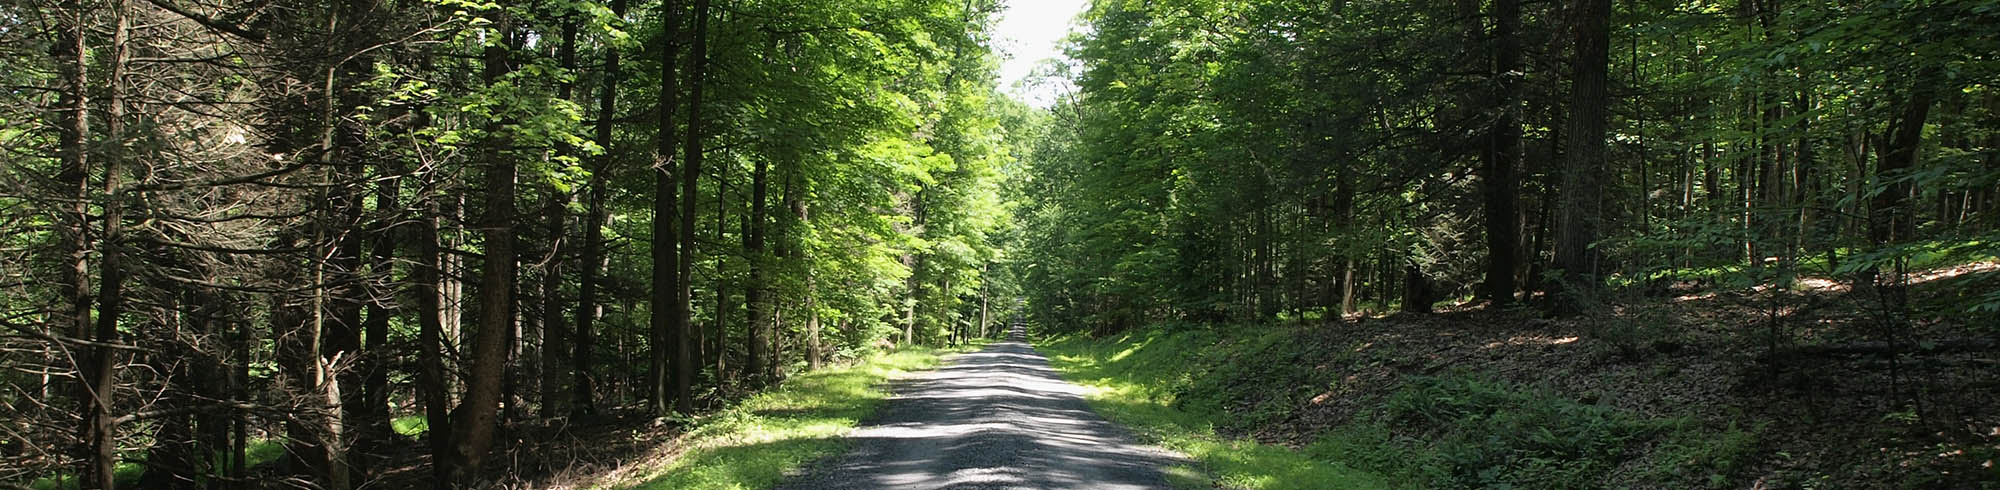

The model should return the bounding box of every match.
[623,343,985,489]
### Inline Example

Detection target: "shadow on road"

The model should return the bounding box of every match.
[775,327,1183,489]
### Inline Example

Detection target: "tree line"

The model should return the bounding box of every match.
[1019,0,1998,331]
[0,0,1024,488]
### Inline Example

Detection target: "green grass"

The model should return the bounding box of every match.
[1038,328,1403,490]
[625,343,985,489]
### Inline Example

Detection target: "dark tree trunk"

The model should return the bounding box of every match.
[573,0,626,417]
[1553,0,1612,314]
[745,156,770,386]
[649,0,683,416]
[903,186,926,346]
[50,0,101,483]
[1401,261,1436,314]
[672,0,711,413]
[711,148,731,383]
[773,162,803,380]
[1481,0,1523,304]
[444,12,516,485]
[357,151,401,469]
[540,13,580,419]
[1866,66,1940,308]
[415,169,454,485]
[79,4,131,486]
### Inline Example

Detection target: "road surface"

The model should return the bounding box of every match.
[775,327,1182,489]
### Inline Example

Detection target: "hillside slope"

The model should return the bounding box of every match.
[1039,264,2000,489]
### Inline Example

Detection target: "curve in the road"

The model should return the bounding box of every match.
[775,327,1183,489]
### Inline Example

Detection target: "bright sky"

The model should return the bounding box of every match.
[993,0,1090,108]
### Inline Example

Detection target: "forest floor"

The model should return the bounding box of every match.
[1039,261,2000,489]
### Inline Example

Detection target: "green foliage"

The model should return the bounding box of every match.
[1648,421,1764,488]
[1373,375,1670,490]
[1038,324,1740,490]
[1168,328,1346,433]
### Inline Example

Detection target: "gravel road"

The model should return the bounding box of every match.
[774,327,1183,489]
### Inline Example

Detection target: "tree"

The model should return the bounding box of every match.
[445,8,519,484]
[650,0,685,416]
[1553,0,1612,314]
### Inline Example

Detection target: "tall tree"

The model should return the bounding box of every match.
[1553,0,1613,312]
[1480,0,1523,304]
[650,0,685,415]
[575,0,629,417]
[674,0,711,413]
[446,9,517,484]
[76,1,132,486]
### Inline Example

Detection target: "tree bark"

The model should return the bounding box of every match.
[79,3,131,486]
[1480,0,1522,304]
[649,0,683,416]
[745,156,770,386]
[1866,65,1940,308]
[1553,0,1612,314]
[415,169,454,486]
[711,144,731,383]
[672,0,711,413]
[573,0,626,417]
[445,12,516,485]
[540,12,580,419]
[49,0,100,483]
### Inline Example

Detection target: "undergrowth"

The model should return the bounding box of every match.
[1040,325,1762,490]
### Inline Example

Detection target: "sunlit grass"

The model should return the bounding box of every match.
[1038,330,1402,490]
[625,342,986,489]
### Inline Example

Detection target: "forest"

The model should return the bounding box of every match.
[1,0,1996,489]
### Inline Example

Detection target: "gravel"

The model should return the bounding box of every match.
[774,327,1184,489]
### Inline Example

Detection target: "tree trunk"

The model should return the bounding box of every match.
[977,264,989,340]
[49,0,101,483]
[745,156,770,386]
[711,145,731,383]
[649,0,684,416]
[1334,157,1356,316]
[672,0,711,413]
[540,12,580,419]
[415,169,454,486]
[1553,0,1612,314]
[79,3,131,486]
[1480,0,1522,304]
[357,152,401,471]
[573,0,625,417]
[445,12,516,485]
[1866,66,1940,308]
[904,186,926,345]
[806,275,822,370]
